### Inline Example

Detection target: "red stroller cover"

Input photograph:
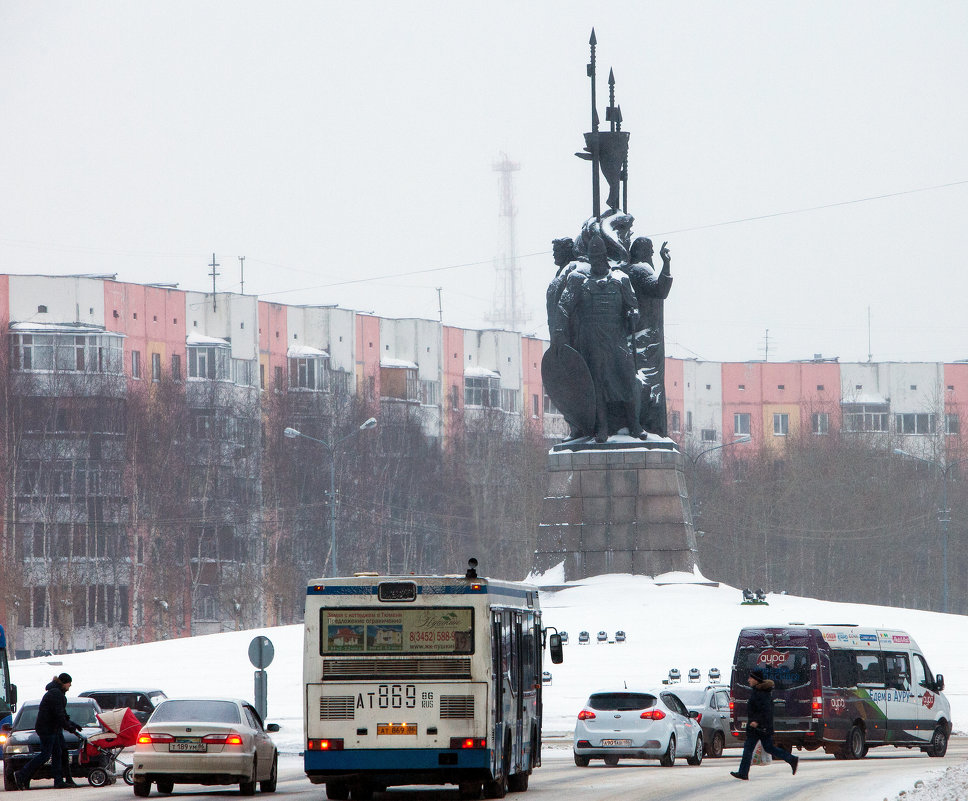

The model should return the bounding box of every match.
[81,707,143,761]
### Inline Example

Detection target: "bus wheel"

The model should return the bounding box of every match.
[844,725,865,759]
[459,781,482,799]
[325,782,349,800]
[927,726,948,758]
[508,771,529,792]
[483,736,511,798]
[350,786,373,800]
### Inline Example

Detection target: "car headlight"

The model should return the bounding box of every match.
[5,744,30,755]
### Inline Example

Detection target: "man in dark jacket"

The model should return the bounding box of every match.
[14,673,80,789]
[731,669,800,781]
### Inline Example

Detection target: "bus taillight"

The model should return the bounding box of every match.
[450,738,486,749]
[308,739,343,751]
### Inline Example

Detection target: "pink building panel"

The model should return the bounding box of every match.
[664,357,684,440]
[521,337,545,421]
[0,275,9,324]
[258,302,288,389]
[355,315,381,401]
[721,362,763,441]
[104,281,148,382]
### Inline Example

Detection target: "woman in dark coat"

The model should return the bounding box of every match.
[731,669,800,781]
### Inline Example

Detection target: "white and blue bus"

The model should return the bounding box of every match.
[303,563,562,799]
[0,623,17,729]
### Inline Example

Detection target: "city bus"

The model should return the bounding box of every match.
[303,564,562,799]
[0,623,17,729]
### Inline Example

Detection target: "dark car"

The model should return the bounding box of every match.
[2,698,104,790]
[78,688,167,724]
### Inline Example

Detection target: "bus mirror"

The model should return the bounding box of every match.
[549,634,563,664]
[935,674,944,692]
[9,684,15,709]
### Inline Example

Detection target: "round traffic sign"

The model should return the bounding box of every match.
[248,636,274,669]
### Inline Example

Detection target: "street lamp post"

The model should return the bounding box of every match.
[893,448,968,614]
[688,436,751,533]
[284,417,377,576]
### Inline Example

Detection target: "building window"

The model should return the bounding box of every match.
[532,394,540,418]
[171,354,182,381]
[451,384,460,410]
[380,366,418,401]
[421,380,441,406]
[464,375,501,408]
[274,366,283,390]
[290,357,329,391]
[946,413,960,435]
[895,413,936,435]
[773,413,789,436]
[701,428,718,442]
[817,384,825,391]
[259,363,265,389]
[543,394,560,415]
[842,404,889,432]
[734,413,751,436]
[500,388,518,413]
[10,331,124,374]
[188,344,229,380]
[669,410,681,433]
[151,352,161,382]
[686,410,693,433]
[131,350,142,379]
[812,412,829,435]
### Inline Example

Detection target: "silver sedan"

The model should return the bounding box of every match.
[132,698,279,796]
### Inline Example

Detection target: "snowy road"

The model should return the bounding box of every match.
[14,739,965,800]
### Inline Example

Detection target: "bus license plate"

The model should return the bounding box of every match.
[600,739,632,747]
[377,724,417,736]
[170,742,207,752]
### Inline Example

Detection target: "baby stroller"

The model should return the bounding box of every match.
[78,707,143,786]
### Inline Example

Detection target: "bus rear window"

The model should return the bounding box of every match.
[738,647,811,690]
[321,607,474,655]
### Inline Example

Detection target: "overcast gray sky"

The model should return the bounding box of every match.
[2,1,967,363]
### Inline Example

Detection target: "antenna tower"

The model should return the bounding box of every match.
[486,153,528,331]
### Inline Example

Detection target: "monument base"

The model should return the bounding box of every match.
[533,440,697,582]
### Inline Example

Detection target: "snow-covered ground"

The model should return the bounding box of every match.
[8,568,968,799]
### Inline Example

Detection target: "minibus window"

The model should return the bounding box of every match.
[854,651,884,686]
[830,650,857,688]
[738,647,810,690]
[913,654,935,689]
[883,653,911,691]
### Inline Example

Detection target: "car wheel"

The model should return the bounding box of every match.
[123,766,135,786]
[603,755,619,766]
[927,726,948,758]
[156,778,174,794]
[844,724,865,759]
[659,735,676,767]
[573,753,590,767]
[133,778,151,798]
[260,753,278,793]
[706,730,725,758]
[326,782,350,800]
[3,768,18,793]
[687,733,703,766]
[240,757,258,796]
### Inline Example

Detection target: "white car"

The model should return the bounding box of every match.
[132,698,279,796]
[573,689,703,767]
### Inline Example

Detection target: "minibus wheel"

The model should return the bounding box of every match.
[844,725,865,759]
[927,726,948,757]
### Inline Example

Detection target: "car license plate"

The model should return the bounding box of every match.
[377,724,417,736]
[600,739,632,747]
[169,741,207,752]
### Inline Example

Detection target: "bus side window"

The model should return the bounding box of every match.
[830,650,857,688]
[883,653,911,691]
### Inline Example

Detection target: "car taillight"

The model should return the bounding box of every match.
[137,732,174,744]
[728,698,734,713]
[812,695,823,718]
[307,738,343,751]
[640,709,666,721]
[202,732,244,745]
[577,710,596,721]
[450,738,487,749]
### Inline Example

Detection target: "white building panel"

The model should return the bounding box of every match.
[8,275,106,326]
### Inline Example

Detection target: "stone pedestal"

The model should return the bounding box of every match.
[533,444,697,581]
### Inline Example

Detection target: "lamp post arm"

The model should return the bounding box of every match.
[691,437,751,465]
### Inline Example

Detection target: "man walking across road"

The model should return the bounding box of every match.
[731,669,799,781]
[14,673,80,789]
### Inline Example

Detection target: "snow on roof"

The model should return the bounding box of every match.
[10,321,109,334]
[187,332,230,346]
[843,392,888,406]
[380,357,418,369]
[287,345,329,359]
[464,365,501,378]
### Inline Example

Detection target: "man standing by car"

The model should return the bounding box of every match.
[14,673,80,789]
[730,669,799,781]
